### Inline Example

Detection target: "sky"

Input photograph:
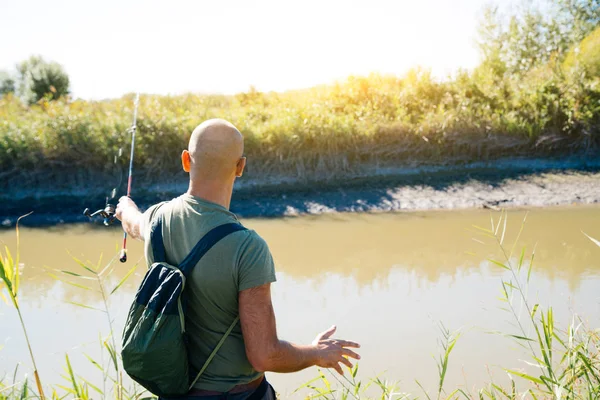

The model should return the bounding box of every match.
[0,0,517,100]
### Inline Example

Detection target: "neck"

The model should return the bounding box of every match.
[186,178,234,210]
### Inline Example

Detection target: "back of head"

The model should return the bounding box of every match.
[187,119,244,182]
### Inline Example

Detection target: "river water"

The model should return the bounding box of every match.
[1,206,599,398]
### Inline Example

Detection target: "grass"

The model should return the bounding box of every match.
[1,211,599,399]
[1,60,599,191]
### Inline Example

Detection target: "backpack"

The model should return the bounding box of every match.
[121,211,247,398]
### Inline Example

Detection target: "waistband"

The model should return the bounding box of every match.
[187,375,264,397]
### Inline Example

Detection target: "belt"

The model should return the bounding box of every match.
[187,375,264,397]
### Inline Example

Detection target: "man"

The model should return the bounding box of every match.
[116,119,360,399]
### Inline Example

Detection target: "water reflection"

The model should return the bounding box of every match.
[3,206,598,299]
[1,206,599,396]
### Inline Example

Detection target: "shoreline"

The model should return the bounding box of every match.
[2,156,600,227]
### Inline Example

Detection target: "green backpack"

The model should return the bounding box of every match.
[121,212,247,397]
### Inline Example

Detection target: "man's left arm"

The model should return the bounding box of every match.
[115,196,145,240]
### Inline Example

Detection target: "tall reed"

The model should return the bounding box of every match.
[0,213,45,400]
[48,251,143,400]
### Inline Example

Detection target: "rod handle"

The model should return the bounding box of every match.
[119,249,127,263]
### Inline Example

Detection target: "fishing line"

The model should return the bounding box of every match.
[106,147,124,205]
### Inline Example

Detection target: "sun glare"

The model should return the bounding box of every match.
[0,0,489,99]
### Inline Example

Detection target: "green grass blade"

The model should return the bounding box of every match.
[110,262,138,295]
[531,304,539,319]
[66,301,106,312]
[490,384,509,398]
[527,245,537,283]
[63,281,93,291]
[55,385,76,396]
[415,380,432,400]
[83,353,103,372]
[506,334,536,342]
[577,351,600,383]
[19,378,28,400]
[104,340,118,373]
[78,376,103,396]
[64,353,81,399]
[57,269,86,278]
[500,212,507,245]
[517,247,525,273]
[504,369,544,385]
[11,364,19,400]
[68,252,98,275]
[4,247,14,286]
[489,259,510,270]
[0,250,14,295]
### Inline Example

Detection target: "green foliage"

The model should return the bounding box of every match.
[555,0,600,44]
[1,65,599,188]
[16,56,70,105]
[0,2,597,188]
[478,0,599,78]
[564,26,600,77]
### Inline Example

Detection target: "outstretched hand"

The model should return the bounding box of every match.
[312,325,361,375]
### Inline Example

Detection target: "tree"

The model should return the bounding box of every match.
[555,0,600,44]
[564,25,600,76]
[17,56,70,104]
[476,0,600,76]
[0,70,15,96]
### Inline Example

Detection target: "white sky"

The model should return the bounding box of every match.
[0,0,515,100]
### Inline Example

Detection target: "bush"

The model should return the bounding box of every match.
[16,56,70,105]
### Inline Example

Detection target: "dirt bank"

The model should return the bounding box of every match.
[2,157,599,227]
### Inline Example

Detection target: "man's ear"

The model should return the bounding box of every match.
[235,157,246,177]
[182,150,191,173]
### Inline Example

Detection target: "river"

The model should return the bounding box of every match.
[1,206,599,398]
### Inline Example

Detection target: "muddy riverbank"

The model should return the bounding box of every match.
[2,157,599,227]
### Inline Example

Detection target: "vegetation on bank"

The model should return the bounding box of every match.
[1,212,600,399]
[1,1,599,188]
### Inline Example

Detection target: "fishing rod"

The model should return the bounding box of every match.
[119,93,140,263]
[83,93,140,263]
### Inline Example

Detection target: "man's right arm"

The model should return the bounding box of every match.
[239,283,360,375]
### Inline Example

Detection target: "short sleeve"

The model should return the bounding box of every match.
[141,202,167,243]
[237,231,277,292]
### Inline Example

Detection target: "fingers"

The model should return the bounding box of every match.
[332,362,344,375]
[341,348,361,360]
[339,357,353,369]
[319,325,337,340]
[335,340,360,349]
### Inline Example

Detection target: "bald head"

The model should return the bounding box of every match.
[184,119,245,182]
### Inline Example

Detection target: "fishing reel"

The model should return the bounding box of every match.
[83,202,116,226]
[83,202,128,263]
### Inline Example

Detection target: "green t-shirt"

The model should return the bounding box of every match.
[142,194,276,392]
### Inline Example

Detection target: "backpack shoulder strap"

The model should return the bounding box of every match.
[179,222,247,277]
[184,223,247,389]
[188,316,240,390]
[151,218,247,390]
[150,212,166,263]
[151,213,247,273]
